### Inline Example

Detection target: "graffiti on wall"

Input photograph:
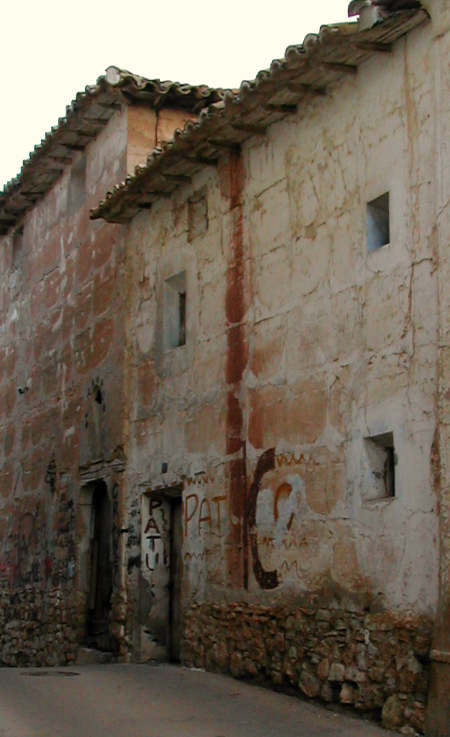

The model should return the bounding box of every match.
[183,493,227,537]
[0,488,77,593]
[248,449,310,591]
[139,444,349,598]
[143,498,168,573]
[248,447,359,594]
[0,511,40,592]
[183,491,227,588]
[248,449,278,589]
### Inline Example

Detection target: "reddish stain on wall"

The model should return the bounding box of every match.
[223,150,249,588]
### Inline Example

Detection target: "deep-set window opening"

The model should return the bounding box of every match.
[367,192,390,251]
[165,271,186,349]
[178,291,186,346]
[365,431,396,500]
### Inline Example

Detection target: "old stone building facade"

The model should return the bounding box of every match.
[0,69,222,661]
[0,2,448,735]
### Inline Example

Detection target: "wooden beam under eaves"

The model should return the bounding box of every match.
[287,83,327,96]
[183,154,219,166]
[355,41,392,53]
[141,190,172,199]
[231,122,267,136]
[49,153,73,164]
[43,161,66,172]
[208,139,240,152]
[322,62,357,75]
[265,103,298,113]
[76,126,102,137]
[79,117,109,125]
[61,143,86,151]
[163,173,192,183]
[111,213,133,224]
[96,101,122,111]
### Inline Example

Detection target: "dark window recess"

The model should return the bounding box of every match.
[165,272,186,349]
[365,431,396,499]
[367,192,390,251]
[68,152,86,215]
[178,291,186,346]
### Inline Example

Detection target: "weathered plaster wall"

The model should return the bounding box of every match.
[424,1,450,733]
[122,16,445,734]
[0,6,445,733]
[244,20,439,618]
[0,108,130,664]
[0,96,203,664]
[122,161,232,656]
[126,105,198,173]
[127,105,158,174]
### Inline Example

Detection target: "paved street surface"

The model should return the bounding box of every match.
[0,663,396,737]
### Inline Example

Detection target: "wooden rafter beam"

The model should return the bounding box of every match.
[264,103,298,113]
[355,41,392,53]
[322,62,358,74]
[183,155,218,166]
[208,139,240,151]
[163,173,192,183]
[287,83,327,96]
[231,122,267,136]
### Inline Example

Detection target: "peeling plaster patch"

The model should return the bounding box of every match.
[256,474,304,547]
[136,299,155,355]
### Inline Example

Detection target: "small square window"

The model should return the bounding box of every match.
[367,192,390,251]
[164,271,186,349]
[364,431,396,500]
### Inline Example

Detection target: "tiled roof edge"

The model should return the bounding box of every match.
[0,68,226,235]
[91,9,429,224]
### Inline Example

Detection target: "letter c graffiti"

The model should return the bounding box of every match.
[247,448,279,590]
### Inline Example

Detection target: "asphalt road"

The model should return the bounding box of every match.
[0,663,396,737]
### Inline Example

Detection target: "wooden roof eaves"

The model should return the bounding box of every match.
[0,72,226,236]
[91,8,429,225]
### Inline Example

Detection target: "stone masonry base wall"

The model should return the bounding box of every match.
[183,601,432,735]
[0,583,81,667]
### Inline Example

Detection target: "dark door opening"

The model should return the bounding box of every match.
[168,496,182,662]
[86,480,114,651]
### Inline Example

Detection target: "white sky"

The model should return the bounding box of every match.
[1,0,351,189]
